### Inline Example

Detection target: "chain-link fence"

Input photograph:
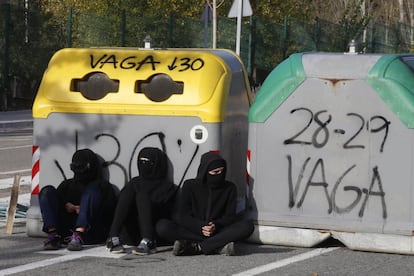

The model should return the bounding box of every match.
[1,3,413,110]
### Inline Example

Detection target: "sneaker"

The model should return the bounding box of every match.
[172,240,201,256]
[132,238,156,255]
[106,237,125,253]
[219,242,235,256]
[43,232,62,250]
[66,231,84,251]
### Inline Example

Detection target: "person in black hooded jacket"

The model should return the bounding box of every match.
[39,148,117,251]
[156,151,254,256]
[106,147,177,255]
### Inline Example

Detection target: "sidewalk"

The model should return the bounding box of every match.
[0,110,32,222]
[0,176,31,226]
[0,110,33,131]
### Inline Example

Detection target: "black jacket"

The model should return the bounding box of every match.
[57,149,116,224]
[177,152,238,235]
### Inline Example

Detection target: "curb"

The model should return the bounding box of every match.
[0,120,33,132]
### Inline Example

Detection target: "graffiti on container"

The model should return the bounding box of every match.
[284,107,390,219]
[90,54,205,72]
[54,130,198,188]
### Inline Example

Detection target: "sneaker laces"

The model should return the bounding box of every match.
[44,231,60,245]
[64,230,83,244]
[111,236,121,246]
[138,238,150,249]
[46,231,58,241]
[107,236,123,249]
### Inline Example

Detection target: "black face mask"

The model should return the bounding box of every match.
[137,147,167,180]
[70,162,91,174]
[138,157,156,178]
[70,149,98,182]
[205,172,225,188]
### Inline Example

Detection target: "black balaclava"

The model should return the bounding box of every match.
[137,147,167,180]
[70,148,99,182]
[197,151,227,189]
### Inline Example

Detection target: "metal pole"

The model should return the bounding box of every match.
[236,0,242,55]
[24,0,29,43]
[212,0,217,48]
[169,12,174,47]
[2,2,11,110]
[67,5,73,47]
[247,15,254,75]
[282,16,288,59]
[121,9,126,46]
[202,2,210,48]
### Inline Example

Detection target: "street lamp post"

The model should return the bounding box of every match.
[212,0,217,48]
[1,1,11,110]
[207,0,224,49]
[228,0,252,55]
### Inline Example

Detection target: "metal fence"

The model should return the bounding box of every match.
[1,3,413,110]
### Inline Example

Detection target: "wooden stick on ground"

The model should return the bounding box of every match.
[5,174,21,235]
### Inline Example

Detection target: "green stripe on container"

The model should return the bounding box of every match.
[366,54,414,128]
[249,53,306,123]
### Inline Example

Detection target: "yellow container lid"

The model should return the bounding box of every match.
[33,48,237,122]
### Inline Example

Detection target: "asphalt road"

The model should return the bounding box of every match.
[2,111,414,275]
[0,110,33,180]
[2,223,414,276]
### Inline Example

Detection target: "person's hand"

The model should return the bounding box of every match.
[65,202,80,214]
[202,222,216,237]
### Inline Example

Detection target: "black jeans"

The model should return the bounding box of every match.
[108,180,169,245]
[156,218,254,254]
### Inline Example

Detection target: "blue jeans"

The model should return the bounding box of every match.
[39,185,108,244]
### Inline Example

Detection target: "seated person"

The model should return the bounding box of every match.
[39,148,117,251]
[106,147,177,255]
[156,151,254,256]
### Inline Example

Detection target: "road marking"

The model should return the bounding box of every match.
[232,247,340,276]
[0,145,32,150]
[0,176,31,186]
[0,246,125,275]
[0,119,32,124]
[0,169,31,175]
[0,245,339,275]
[0,193,30,212]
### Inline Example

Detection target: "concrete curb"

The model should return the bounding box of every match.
[0,110,33,132]
[0,120,33,132]
[0,120,33,127]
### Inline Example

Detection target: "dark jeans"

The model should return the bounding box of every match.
[156,218,254,254]
[108,180,170,245]
[39,185,108,244]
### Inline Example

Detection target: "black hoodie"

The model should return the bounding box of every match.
[130,147,176,205]
[57,149,116,225]
[57,148,101,205]
[177,151,238,235]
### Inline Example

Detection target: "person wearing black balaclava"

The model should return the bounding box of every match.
[156,151,254,256]
[39,148,117,251]
[106,147,177,255]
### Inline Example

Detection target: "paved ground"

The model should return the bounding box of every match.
[0,111,33,227]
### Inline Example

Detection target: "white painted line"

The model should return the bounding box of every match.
[0,192,30,206]
[0,246,125,275]
[0,137,31,142]
[0,119,32,124]
[0,145,32,150]
[0,176,31,187]
[0,169,31,175]
[38,245,127,258]
[232,247,340,276]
